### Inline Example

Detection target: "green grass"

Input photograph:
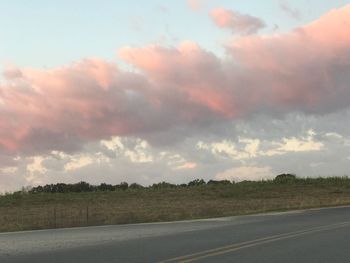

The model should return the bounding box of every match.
[2,177,350,232]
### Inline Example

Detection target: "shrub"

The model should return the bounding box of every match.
[207,180,231,185]
[115,182,129,191]
[97,183,114,192]
[129,183,144,190]
[274,173,297,183]
[188,179,206,187]
[151,182,176,189]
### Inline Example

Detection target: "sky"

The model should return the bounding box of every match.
[1,0,350,192]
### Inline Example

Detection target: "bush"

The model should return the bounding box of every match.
[129,183,144,190]
[151,182,176,189]
[115,182,129,191]
[207,180,231,185]
[274,173,297,183]
[97,183,114,192]
[188,179,206,187]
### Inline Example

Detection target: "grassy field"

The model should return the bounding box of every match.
[1,177,350,232]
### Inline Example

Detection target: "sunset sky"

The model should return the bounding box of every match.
[1,0,350,192]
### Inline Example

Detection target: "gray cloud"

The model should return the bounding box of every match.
[279,1,302,20]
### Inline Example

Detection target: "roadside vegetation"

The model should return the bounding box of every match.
[1,174,350,232]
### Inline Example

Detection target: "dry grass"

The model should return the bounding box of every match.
[1,178,350,232]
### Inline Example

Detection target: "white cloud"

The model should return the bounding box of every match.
[26,156,48,185]
[197,140,239,158]
[263,130,324,156]
[51,150,69,160]
[0,166,18,174]
[101,137,153,163]
[26,156,47,175]
[216,166,274,182]
[324,132,350,146]
[165,153,186,166]
[239,138,260,158]
[124,139,153,163]
[197,139,255,161]
[101,137,124,152]
[325,132,343,139]
[64,156,94,171]
[277,137,323,152]
[197,130,324,162]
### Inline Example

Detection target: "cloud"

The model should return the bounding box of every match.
[262,132,324,156]
[0,136,203,192]
[0,166,18,174]
[187,0,210,11]
[197,139,260,161]
[216,166,274,182]
[26,156,47,175]
[209,8,266,35]
[124,140,154,163]
[173,162,197,170]
[1,5,350,161]
[279,1,301,20]
[272,136,323,153]
[197,130,323,160]
[26,156,48,185]
[101,137,153,163]
[0,59,158,154]
[119,41,240,119]
[1,111,350,192]
[227,4,350,115]
[64,156,93,171]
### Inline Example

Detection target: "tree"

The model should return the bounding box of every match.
[71,181,93,192]
[115,182,129,191]
[151,182,176,189]
[129,183,144,189]
[188,179,206,187]
[97,183,114,191]
[274,173,297,182]
[207,180,231,185]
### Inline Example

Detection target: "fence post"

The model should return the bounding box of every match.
[53,206,57,228]
[86,205,89,225]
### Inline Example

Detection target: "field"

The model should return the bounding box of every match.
[1,177,350,232]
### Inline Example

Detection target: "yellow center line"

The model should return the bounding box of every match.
[158,221,350,263]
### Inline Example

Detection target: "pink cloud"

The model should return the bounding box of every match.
[1,5,350,155]
[227,4,350,112]
[0,59,155,153]
[176,162,197,170]
[209,8,266,35]
[119,41,237,116]
[187,0,209,11]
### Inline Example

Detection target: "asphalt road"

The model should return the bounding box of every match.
[1,206,350,263]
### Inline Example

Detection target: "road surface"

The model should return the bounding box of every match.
[1,206,350,262]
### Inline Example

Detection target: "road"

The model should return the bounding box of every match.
[1,206,350,262]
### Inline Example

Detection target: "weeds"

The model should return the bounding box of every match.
[1,176,350,232]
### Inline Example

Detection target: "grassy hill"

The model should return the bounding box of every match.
[1,176,350,232]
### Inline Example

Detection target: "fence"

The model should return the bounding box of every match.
[0,203,148,232]
[1,195,349,232]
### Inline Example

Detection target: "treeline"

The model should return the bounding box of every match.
[28,179,232,194]
[27,174,300,194]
